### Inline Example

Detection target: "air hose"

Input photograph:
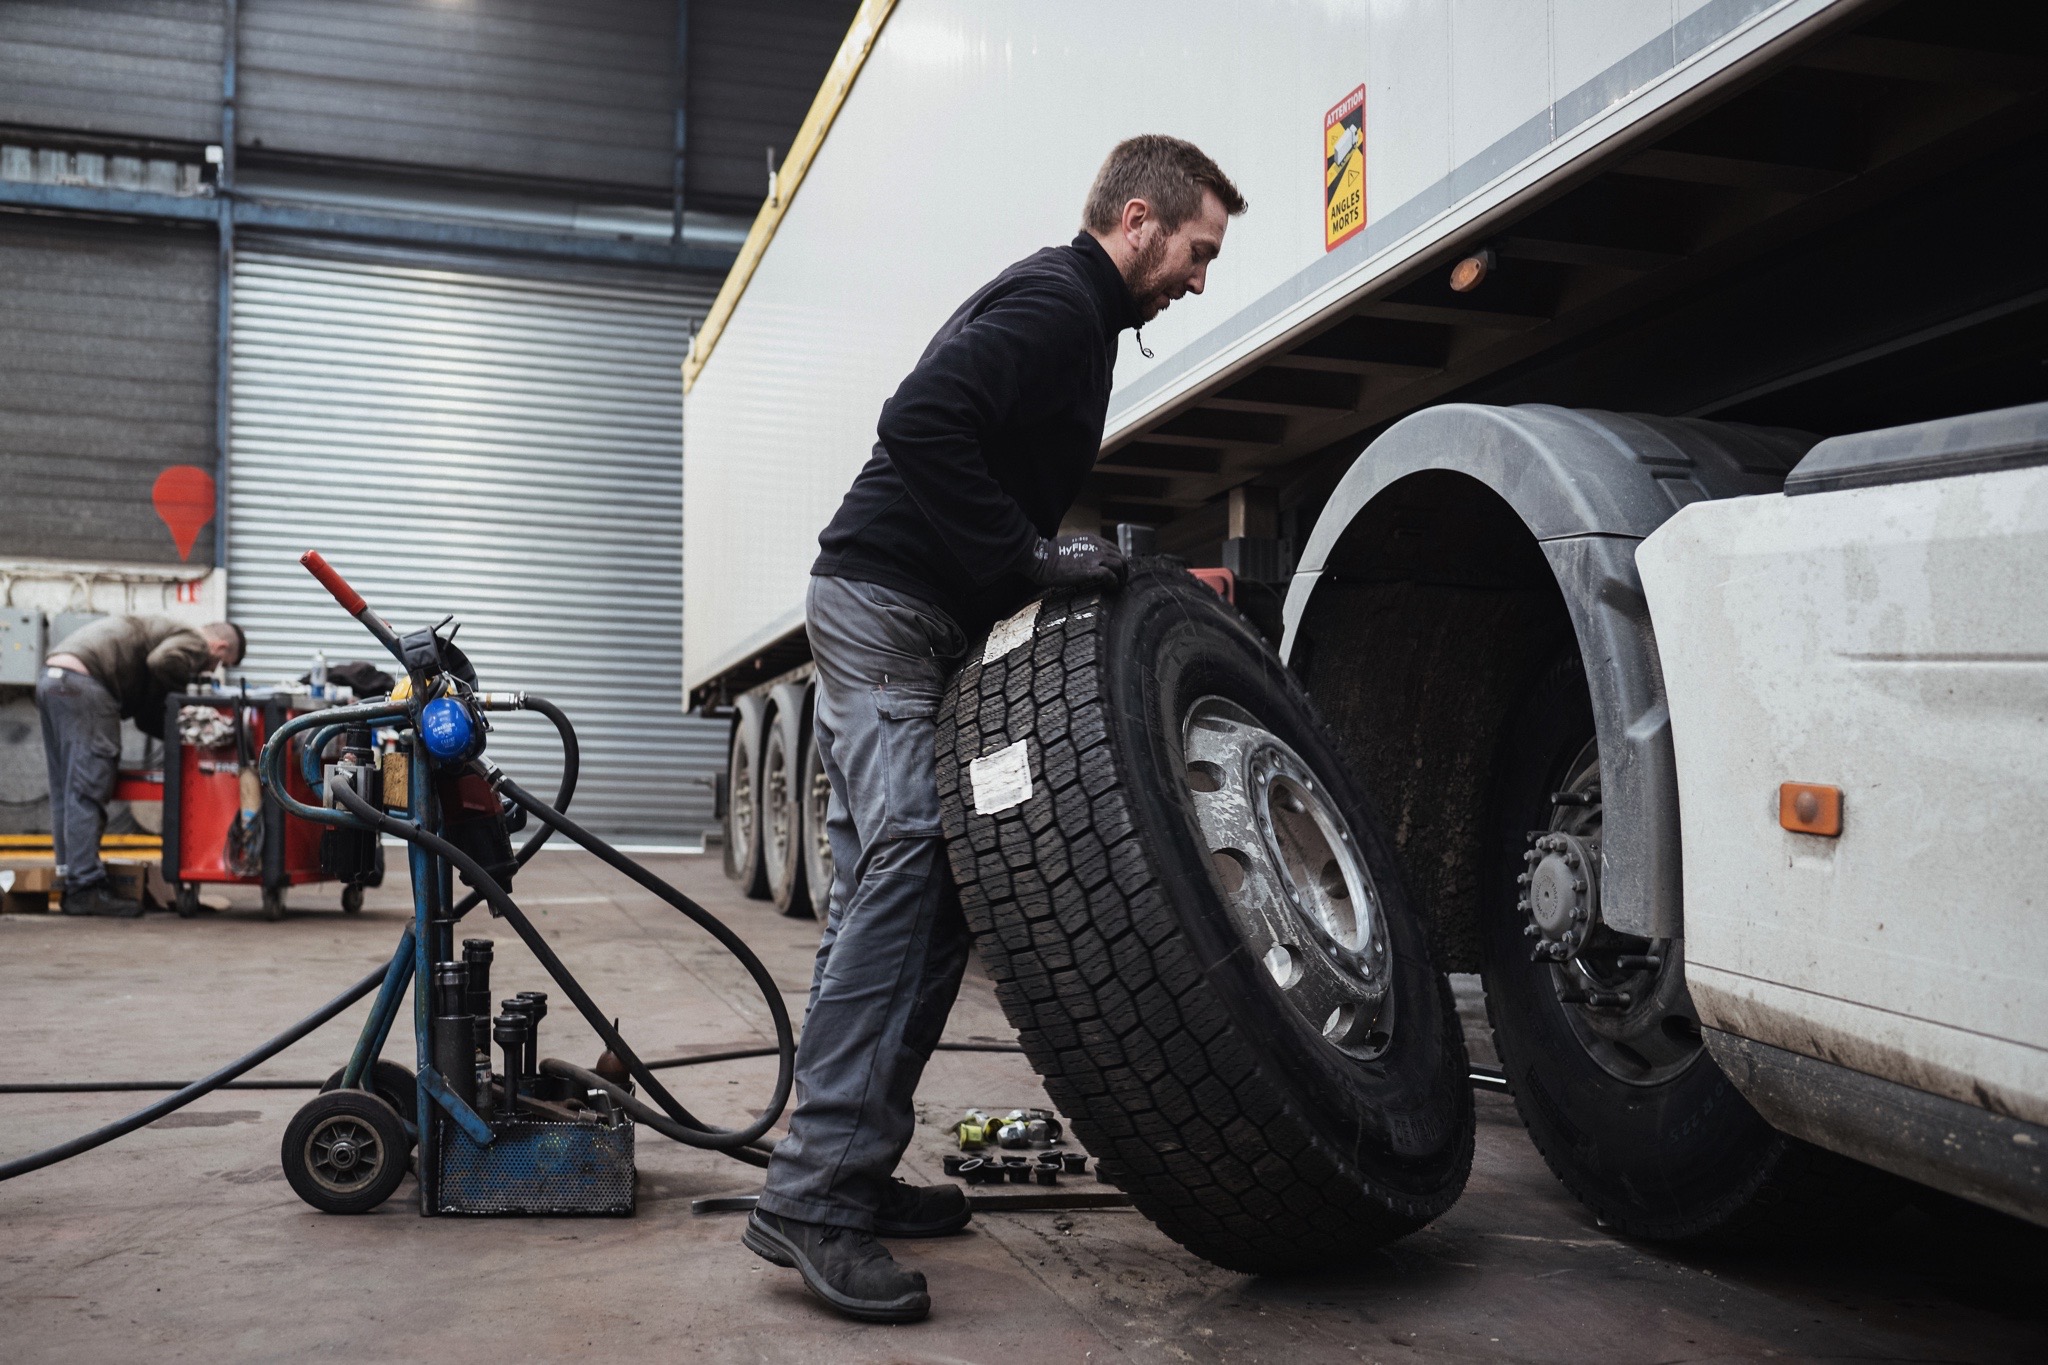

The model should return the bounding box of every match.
[0,696,582,1182]
[328,764,797,1153]
[0,960,388,1183]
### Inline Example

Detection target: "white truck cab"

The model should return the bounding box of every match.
[1639,402,2048,1224]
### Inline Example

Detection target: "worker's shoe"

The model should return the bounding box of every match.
[60,882,143,918]
[874,1177,971,1237]
[742,1208,931,1323]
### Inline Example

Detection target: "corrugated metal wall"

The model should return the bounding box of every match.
[238,0,679,188]
[0,216,219,565]
[227,245,726,842]
[687,0,861,213]
[0,0,224,143]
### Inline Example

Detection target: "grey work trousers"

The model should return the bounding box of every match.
[36,668,121,890]
[757,575,973,1229]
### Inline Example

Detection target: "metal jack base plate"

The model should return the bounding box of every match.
[437,1117,636,1215]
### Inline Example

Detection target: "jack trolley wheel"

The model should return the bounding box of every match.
[262,886,285,921]
[172,883,201,918]
[281,1090,409,1214]
[321,1059,419,1129]
[341,884,364,914]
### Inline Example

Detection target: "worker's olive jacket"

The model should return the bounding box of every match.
[47,615,212,737]
[812,232,1141,628]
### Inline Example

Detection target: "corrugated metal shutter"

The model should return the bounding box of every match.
[238,0,678,189]
[0,215,218,565]
[227,245,726,843]
[0,0,225,143]
[687,0,862,214]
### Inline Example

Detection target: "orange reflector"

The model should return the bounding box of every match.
[1449,249,1494,293]
[1779,782,1842,837]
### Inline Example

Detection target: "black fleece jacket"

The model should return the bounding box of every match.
[812,232,1140,628]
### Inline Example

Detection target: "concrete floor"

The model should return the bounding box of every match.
[2,851,2043,1364]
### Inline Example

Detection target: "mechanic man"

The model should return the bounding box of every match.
[744,135,1245,1321]
[38,615,245,917]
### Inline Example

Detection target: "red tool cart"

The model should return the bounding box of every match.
[160,690,369,920]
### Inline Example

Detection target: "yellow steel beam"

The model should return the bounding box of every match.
[681,0,899,392]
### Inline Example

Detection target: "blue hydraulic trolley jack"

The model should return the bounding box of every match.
[259,551,796,1215]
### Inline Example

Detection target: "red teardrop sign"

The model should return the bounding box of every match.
[152,465,216,562]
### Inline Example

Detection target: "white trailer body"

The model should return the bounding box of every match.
[683,0,2048,1241]
[683,0,1848,696]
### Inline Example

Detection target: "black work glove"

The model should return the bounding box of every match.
[1021,534,1128,589]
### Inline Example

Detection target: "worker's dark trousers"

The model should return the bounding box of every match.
[35,667,121,891]
[758,574,972,1230]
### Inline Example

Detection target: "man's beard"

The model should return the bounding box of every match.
[1122,234,1172,322]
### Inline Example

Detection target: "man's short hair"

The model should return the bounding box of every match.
[206,621,247,665]
[1083,135,1247,234]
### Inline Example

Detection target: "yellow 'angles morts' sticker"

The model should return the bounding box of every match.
[1324,84,1366,252]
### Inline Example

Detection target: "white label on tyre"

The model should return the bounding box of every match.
[981,599,1041,664]
[970,740,1033,815]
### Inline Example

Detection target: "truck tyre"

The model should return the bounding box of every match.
[724,699,769,899]
[1484,651,1889,1243]
[763,688,811,918]
[938,565,1473,1274]
[799,719,834,922]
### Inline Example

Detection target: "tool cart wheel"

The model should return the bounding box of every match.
[321,1059,419,1128]
[261,886,285,921]
[938,564,1473,1275]
[341,884,364,914]
[172,883,201,918]
[281,1090,409,1214]
[799,720,835,922]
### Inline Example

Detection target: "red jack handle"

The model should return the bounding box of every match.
[301,550,367,616]
[300,550,408,667]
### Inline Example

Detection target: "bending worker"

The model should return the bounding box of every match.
[744,135,1244,1322]
[38,615,246,917]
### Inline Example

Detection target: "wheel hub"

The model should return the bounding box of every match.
[1183,697,1391,1059]
[308,1116,382,1192]
[1530,739,1702,1085]
[1521,830,1598,961]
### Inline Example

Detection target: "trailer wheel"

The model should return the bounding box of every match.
[763,692,811,918]
[799,720,834,922]
[281,1090,409,1214]
[341,884,364,914]
[1483,652,1891,1243]
[724,701,769,899]
[938,565,1473,1274]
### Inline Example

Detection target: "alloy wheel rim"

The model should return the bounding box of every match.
[1182,696,1392,1060]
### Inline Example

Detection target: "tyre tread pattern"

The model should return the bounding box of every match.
[938,574,1468,1273]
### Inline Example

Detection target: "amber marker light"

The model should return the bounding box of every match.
[1779,782,1843,837]
[1449,249,1494,293]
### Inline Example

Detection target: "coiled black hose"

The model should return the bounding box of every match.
[330,775,795,1152]
[447,694,578,923]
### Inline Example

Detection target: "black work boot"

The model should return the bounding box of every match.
[743,1208,931,1323]
[61,882,143,918]
[874,1177,971,1237]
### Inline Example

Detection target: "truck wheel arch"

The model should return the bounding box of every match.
[1280,404,1812,958]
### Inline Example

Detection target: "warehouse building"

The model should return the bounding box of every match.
[0,0,857,842]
